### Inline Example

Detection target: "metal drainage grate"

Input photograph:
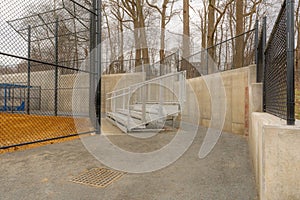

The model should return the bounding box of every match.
[71,168,125,188]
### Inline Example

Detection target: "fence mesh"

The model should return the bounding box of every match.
[180,30,256,79]
[103,30,256,80]
[103,52,180,80]
[263,0,295,124]
[0,0,99,149]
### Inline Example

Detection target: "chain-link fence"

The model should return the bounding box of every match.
[103,29,256,81]
[180,29,256,79]
[262,0,295,125]
[102,52,180,80]
[0,0,100,149]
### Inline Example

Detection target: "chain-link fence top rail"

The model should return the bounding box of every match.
[264,0,295,125]
[0,0,98,149]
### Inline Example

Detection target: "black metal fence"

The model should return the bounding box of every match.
[256,0,295,125]
[102,52,180,80]
[180,29,256,79]
[153,52,180,77]
[103,29,256,80]
[0,0,101,149]
[256,17,267,83]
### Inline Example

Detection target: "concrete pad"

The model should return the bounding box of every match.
[0,127,257,200]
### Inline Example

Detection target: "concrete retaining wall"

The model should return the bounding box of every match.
[0,71,145,114]
[250,112,300,200]
[1,66,254,135]
[101,73,146,113]
[248,66,300,199]
[186,65,256,135]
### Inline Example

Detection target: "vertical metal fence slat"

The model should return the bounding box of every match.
[286,0,295,125]
[262,17,267,112]
[89,0,97,131]
[54,18,59,116]
[96,0,102,131]
[255,20,259,66]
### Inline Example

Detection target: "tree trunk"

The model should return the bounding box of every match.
[207,0,215,60]
[103,6,115,66]
[119,18,124,73]
[183,0,190,59]
[234,0,244,69]
[134,20,142,69]
[137,0,149,63]
[159,2,167,75]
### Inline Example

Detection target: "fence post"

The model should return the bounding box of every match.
[54,18,59,116]
[127,87,131,132]
[254,20,259,65]
[96,0,102,133]
[286,0,295,125]
[27,25,31,115]
[176,50,180,72]
[206,50,209,75]
[262,16,267,112]
[89,0,97,132]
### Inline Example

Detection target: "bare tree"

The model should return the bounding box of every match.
[19,0,92,74]
[102,2,116,65]
[234,0,244,69]
[146,0,179,64]
[110,0,127,73]
[207,0,234,61]
[121,0,150,68]
[233,0,262,68]
[182,0,190,59]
